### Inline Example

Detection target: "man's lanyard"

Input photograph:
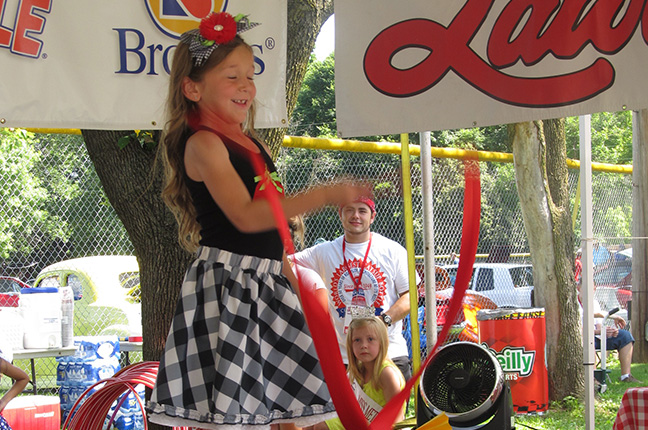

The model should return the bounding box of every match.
[342,233,372,290]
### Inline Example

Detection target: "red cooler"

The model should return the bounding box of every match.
[477,308,548,414]
[2,395,60,430]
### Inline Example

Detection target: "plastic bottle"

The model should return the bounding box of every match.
[115,407,134,430]
[59,385,71,412]
[67,386,82,408]
[56,358,69,386]
[133,384,145,430]
[68,360,83,386]
[133,410,144,430]
[96,336,119,359]
[87,356,120,385]
[60,286,74,347]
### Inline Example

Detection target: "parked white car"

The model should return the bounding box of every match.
[443,263,535,308]
[33,256,141,338]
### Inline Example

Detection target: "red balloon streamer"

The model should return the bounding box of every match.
[251,153,481,430]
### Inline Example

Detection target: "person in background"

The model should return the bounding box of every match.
[292,196,417,381]
[577,280,641,383]
[592,241,611,268]
[0,349,30,429]
[312,317,405,430]
[146,11,369,429]
[449,252,460,265]
[289,215,330,313]
[574,249,582,282]
[289,215,306,251]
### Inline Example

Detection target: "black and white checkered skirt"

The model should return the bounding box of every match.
[147,246,336,429]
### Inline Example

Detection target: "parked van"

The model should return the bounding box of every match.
[443,263,535,308]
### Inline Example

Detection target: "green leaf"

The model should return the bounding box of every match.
[117,135,131,149]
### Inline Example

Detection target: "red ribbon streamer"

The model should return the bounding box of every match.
[370,155,481,429]
[251,153,481,430]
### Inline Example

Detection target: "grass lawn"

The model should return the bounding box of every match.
[0,351,644,429]
[515,356,647,430]
[409,354,647,430]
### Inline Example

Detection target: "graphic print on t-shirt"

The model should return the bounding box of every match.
[330,259,387,319]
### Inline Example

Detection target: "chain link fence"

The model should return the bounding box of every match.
[0,129,633,393]
[276,143,633,360]
[0,130,140,397]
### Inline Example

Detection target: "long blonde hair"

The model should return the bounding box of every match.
[346,317,392,390]
[288,215,305,250]
[160,35,256,252]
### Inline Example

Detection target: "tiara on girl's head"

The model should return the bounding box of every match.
[348,306,376,321]
[180,12,260,67]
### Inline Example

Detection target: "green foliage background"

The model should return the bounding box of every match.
[286,55,633,257]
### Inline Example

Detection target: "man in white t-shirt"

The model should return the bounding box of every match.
[292,196,418,380]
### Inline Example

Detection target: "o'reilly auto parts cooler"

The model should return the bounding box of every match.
[477,308,548,414]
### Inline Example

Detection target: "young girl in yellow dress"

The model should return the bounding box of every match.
[314,317,406,430]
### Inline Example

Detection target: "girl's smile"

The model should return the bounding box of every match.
[186,44,256,127]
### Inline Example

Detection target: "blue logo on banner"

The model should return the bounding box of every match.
[145,0,228,38]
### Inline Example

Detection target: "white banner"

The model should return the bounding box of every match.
[335,0,648,137]
[0,0,286,130]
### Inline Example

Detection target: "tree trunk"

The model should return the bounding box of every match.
[81,2,332,428]
[81,130,193,364]
[510,120,584,401]
[259,0,333,155]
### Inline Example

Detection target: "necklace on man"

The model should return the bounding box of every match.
[342,233,372,290]
[342,234,374,327]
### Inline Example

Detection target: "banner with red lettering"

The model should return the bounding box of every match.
[0,0,286,130]
[335,0,648,137]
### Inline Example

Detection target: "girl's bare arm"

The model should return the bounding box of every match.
[0,358,29,412]
[380,364,406,422]
[185,131,369,233]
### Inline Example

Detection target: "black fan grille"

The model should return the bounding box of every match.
[421,343,499,413]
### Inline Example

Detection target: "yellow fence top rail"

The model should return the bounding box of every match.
[283,135,633,174]
[10,129,633,175]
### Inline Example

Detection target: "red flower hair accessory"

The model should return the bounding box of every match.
[199,12,237,45]
[180,12,260,67]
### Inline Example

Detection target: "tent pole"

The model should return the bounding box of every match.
[580,114,595,430]
[420,131,437,353]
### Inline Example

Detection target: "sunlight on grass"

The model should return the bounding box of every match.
[410,358,646,430]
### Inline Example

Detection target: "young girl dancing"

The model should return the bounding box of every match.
[313,317,406,430]
[146,11,368,430]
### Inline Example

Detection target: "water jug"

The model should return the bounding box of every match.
[20,287,61,348]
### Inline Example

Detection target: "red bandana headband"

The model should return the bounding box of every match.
[339,196,376,214]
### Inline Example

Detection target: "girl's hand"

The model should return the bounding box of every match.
[324,182,373,207]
